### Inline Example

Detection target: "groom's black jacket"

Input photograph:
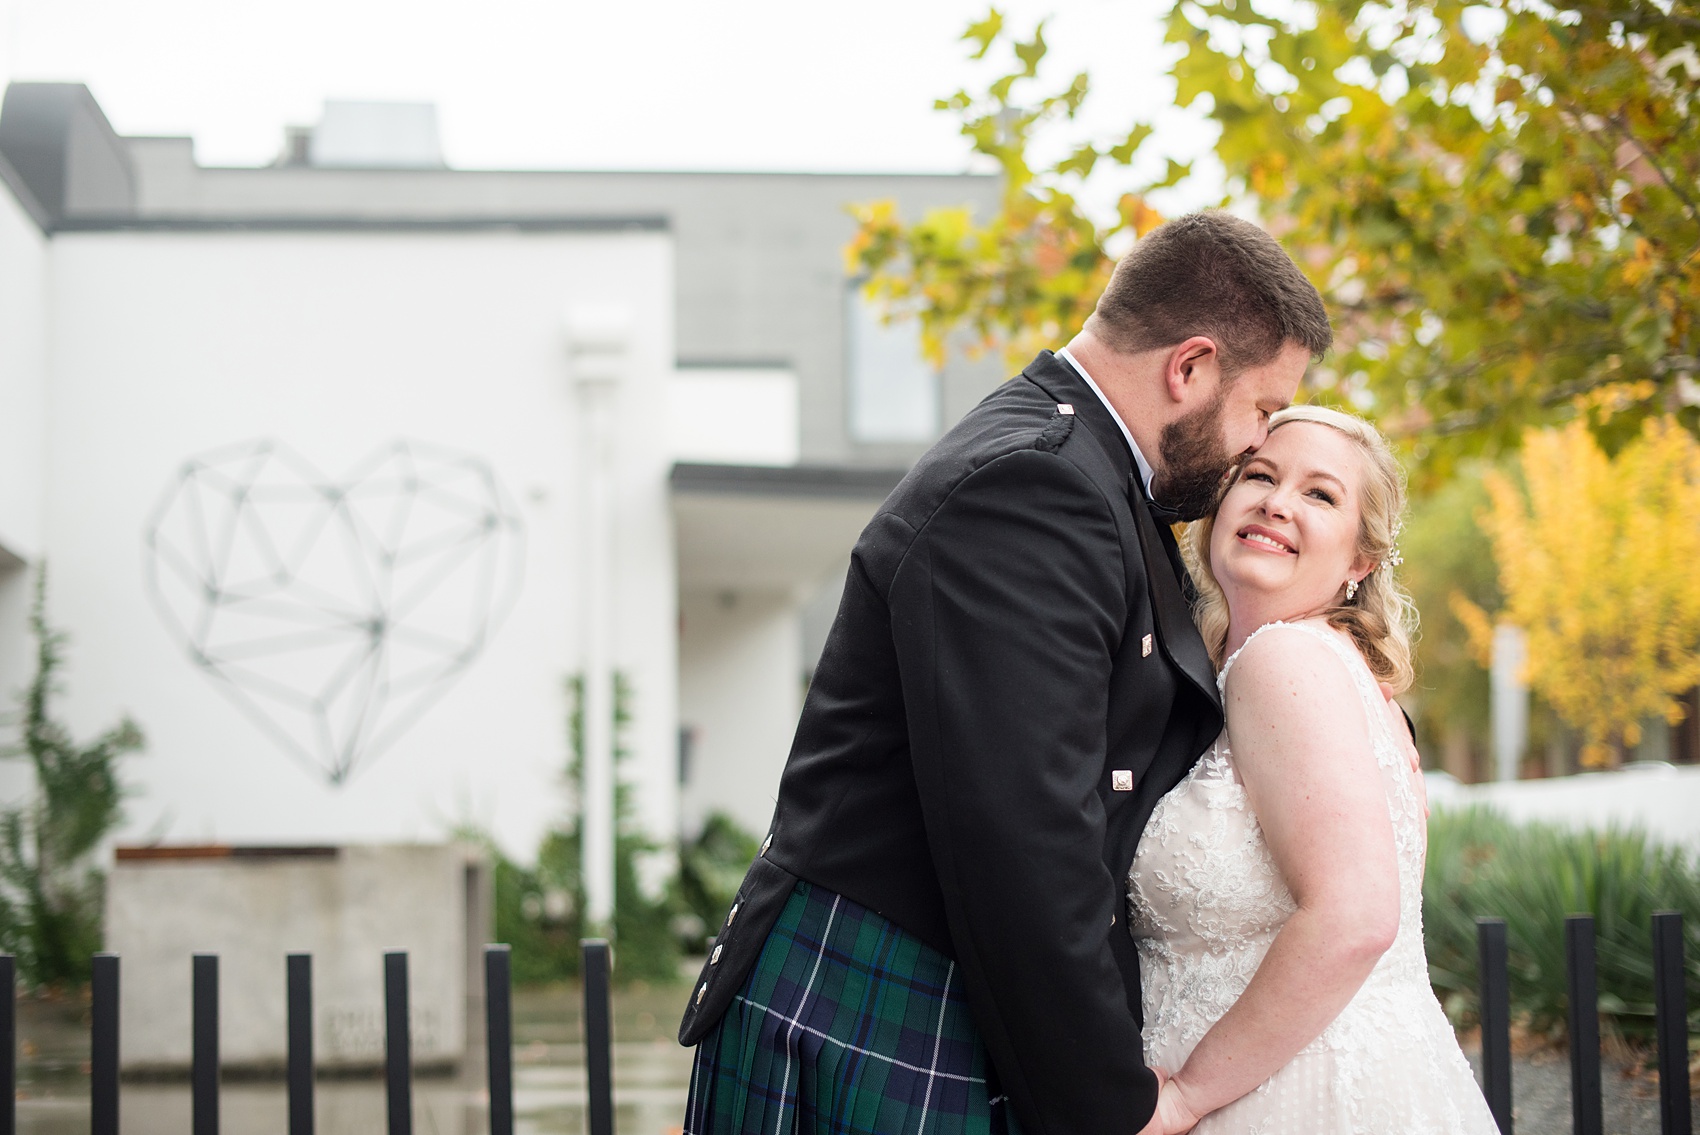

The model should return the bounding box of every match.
[679,352,1224,1134]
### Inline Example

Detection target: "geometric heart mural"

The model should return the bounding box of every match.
[143,438,526,785]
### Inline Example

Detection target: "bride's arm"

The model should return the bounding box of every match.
[1164,627,1402,1126]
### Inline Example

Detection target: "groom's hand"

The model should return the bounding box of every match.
[1379,683,1429,818]
[1152,1077,1202,1134]
[1133,1067,1169,1135]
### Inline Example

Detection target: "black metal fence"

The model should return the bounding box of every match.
[0,939,618,1135]
[8,918,1691,1135]
[1477,910,1695,1135]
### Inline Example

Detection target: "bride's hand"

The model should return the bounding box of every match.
[1154,1077,1204,1134]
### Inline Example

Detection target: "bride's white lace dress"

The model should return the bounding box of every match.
[1128,621,1498,1133]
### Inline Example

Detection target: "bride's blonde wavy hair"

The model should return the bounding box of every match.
[1183,404,1418,694]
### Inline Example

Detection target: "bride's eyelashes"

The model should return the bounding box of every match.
[1242,468,1340,506]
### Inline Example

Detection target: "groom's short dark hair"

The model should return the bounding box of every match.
[1085,211,1332,377]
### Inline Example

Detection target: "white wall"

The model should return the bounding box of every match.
[44,229,677,858]
[1428,763,1700,851]
[0,181,47,563]
[0,181,49,811]
[666,366,798,466]
[678,588,800,838]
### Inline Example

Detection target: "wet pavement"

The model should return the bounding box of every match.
[1457,1034,1692,1135]
[12,980,1693,1134]
[14,979,696,1135]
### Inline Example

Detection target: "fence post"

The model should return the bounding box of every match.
[287,953,315,1135]
[91,953,120,1135]
[385,951,412,1135]
[582,939,614,1135]
[1477,917,1513,1134]
[193,953,219,1135]
[0,954,13,1135]
[1565,915,1603,1135]
[485,946,514,1135]
[1653,911,1693,1135]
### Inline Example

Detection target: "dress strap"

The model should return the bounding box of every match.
[1218,621,1386,732]
[1217,619,1294,693]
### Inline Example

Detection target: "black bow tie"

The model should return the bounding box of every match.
[1146,497,1186,527]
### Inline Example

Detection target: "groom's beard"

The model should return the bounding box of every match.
[1153,387,1237,522]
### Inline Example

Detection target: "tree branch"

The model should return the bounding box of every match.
[1605,113,1700,227]
[1562,5,1700,34]
[1425,357,1691,436]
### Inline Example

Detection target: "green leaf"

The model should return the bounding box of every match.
[1108,123,1155,164]
[1013,21,1048,77]
[1055,143,1100,179]
[962,8,1005,60]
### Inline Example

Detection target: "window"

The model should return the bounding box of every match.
[847,288,940,444]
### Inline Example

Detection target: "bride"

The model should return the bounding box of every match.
[1131,404,1498,1133]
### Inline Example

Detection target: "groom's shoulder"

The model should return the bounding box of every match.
[874,370,1126,539]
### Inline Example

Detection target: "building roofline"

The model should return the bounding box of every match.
[676,357,793,371]
[50,214,669,234]
[0,144,53,232]
[670,462,906,500]
[177,163,997,181]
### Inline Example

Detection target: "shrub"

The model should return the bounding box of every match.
[1425,807,1700,1040]
[473,673,681,986]
[674,812,761,954]
[0,570,142,989]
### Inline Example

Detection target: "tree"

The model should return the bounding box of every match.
[1398,464,1499,773]
[1454,419,1700,766]
[1166,0,1700,463]
[849,3,1700,467]
[0,570,142,987]
[846,13,1167,370]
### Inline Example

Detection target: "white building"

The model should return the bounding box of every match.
[0,84,1002,862]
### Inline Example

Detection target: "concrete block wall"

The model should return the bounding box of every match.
[105,843,492,1073]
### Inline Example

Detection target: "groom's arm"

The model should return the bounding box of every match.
[888,449,1158,1135]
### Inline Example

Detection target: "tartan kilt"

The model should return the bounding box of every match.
[684,881,1024,1135]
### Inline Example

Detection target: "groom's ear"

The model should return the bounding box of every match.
[1164,336,1223,405]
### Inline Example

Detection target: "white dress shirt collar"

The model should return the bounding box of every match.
[1056,347,1157,499]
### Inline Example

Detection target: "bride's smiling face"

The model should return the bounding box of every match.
[1209,421,1375,618]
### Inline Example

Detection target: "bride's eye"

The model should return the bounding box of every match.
[1244,470,1275,484]
[1307,487,1338,505]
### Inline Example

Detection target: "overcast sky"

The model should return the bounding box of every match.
[0,0,1217,207]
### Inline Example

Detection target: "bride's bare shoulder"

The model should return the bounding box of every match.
[1222,621,1377,772]
[1222,620,1364,719]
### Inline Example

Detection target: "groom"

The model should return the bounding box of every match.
[680,212,1332,1135]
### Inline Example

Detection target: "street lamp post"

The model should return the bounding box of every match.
[1491,622,1528,782]
[566,306,630,937]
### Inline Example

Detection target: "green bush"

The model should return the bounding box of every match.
[1424,807,1700,1040]
[0,570,142,989]
[674,812,761,953]
[472,673,682,986]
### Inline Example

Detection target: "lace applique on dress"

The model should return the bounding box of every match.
[1127,620,1497,1133]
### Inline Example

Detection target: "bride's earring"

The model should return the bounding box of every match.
[1345,578,1359,602]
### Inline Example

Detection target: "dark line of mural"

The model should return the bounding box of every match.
[143,438,527,784]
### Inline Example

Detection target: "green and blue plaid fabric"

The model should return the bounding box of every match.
[685,881,1022,1135]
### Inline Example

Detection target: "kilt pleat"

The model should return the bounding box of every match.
[685,881,1021,1135]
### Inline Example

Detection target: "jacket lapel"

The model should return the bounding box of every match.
[1128,477,1220,708]
[1024,352,1219,708]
